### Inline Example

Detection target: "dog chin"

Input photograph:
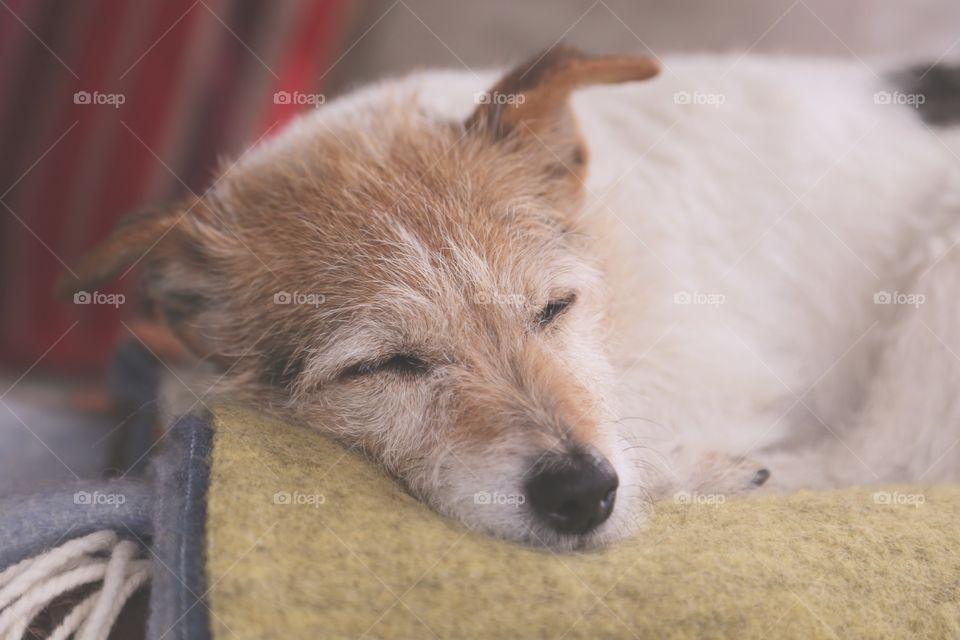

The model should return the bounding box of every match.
[519,523,611,552]
[501,503,647,551]
[463,514,599,552]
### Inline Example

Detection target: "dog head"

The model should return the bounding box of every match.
[58,47,660,549]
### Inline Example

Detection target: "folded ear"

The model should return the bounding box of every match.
[467,45,659,177]
[55,202,235,364]
[54,209,181,301]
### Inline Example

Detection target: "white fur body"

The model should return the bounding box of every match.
[572,57,960,492]
[296,55,960,498]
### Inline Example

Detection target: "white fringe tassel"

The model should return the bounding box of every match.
[0,531,151,640]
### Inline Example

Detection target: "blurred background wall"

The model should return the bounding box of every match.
[337,0,960,88]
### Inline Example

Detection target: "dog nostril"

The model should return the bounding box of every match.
[525,450,619,535]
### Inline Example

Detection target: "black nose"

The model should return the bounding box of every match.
[524,450,619,535]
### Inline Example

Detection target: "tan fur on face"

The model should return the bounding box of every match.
[57,47,660,549]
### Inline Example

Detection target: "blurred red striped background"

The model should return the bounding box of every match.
[0,0,350,371]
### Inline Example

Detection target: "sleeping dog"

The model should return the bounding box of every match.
[58,47,960,550]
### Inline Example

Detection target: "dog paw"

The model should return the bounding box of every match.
[684,451,772,496]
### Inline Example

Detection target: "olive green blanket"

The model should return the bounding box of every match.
[205,406,960,639]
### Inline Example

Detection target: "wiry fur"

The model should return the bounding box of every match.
[61,51,960,550]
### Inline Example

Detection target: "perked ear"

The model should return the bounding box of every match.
[467,45,659,175]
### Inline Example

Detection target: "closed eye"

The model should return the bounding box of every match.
[535,294,576,329]
[341,354,431,379]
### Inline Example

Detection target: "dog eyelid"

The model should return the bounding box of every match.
[535,293,577,329]
[341,353,432,379]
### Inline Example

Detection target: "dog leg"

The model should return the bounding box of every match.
[636,443,771,501]
[823,231,960,484]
